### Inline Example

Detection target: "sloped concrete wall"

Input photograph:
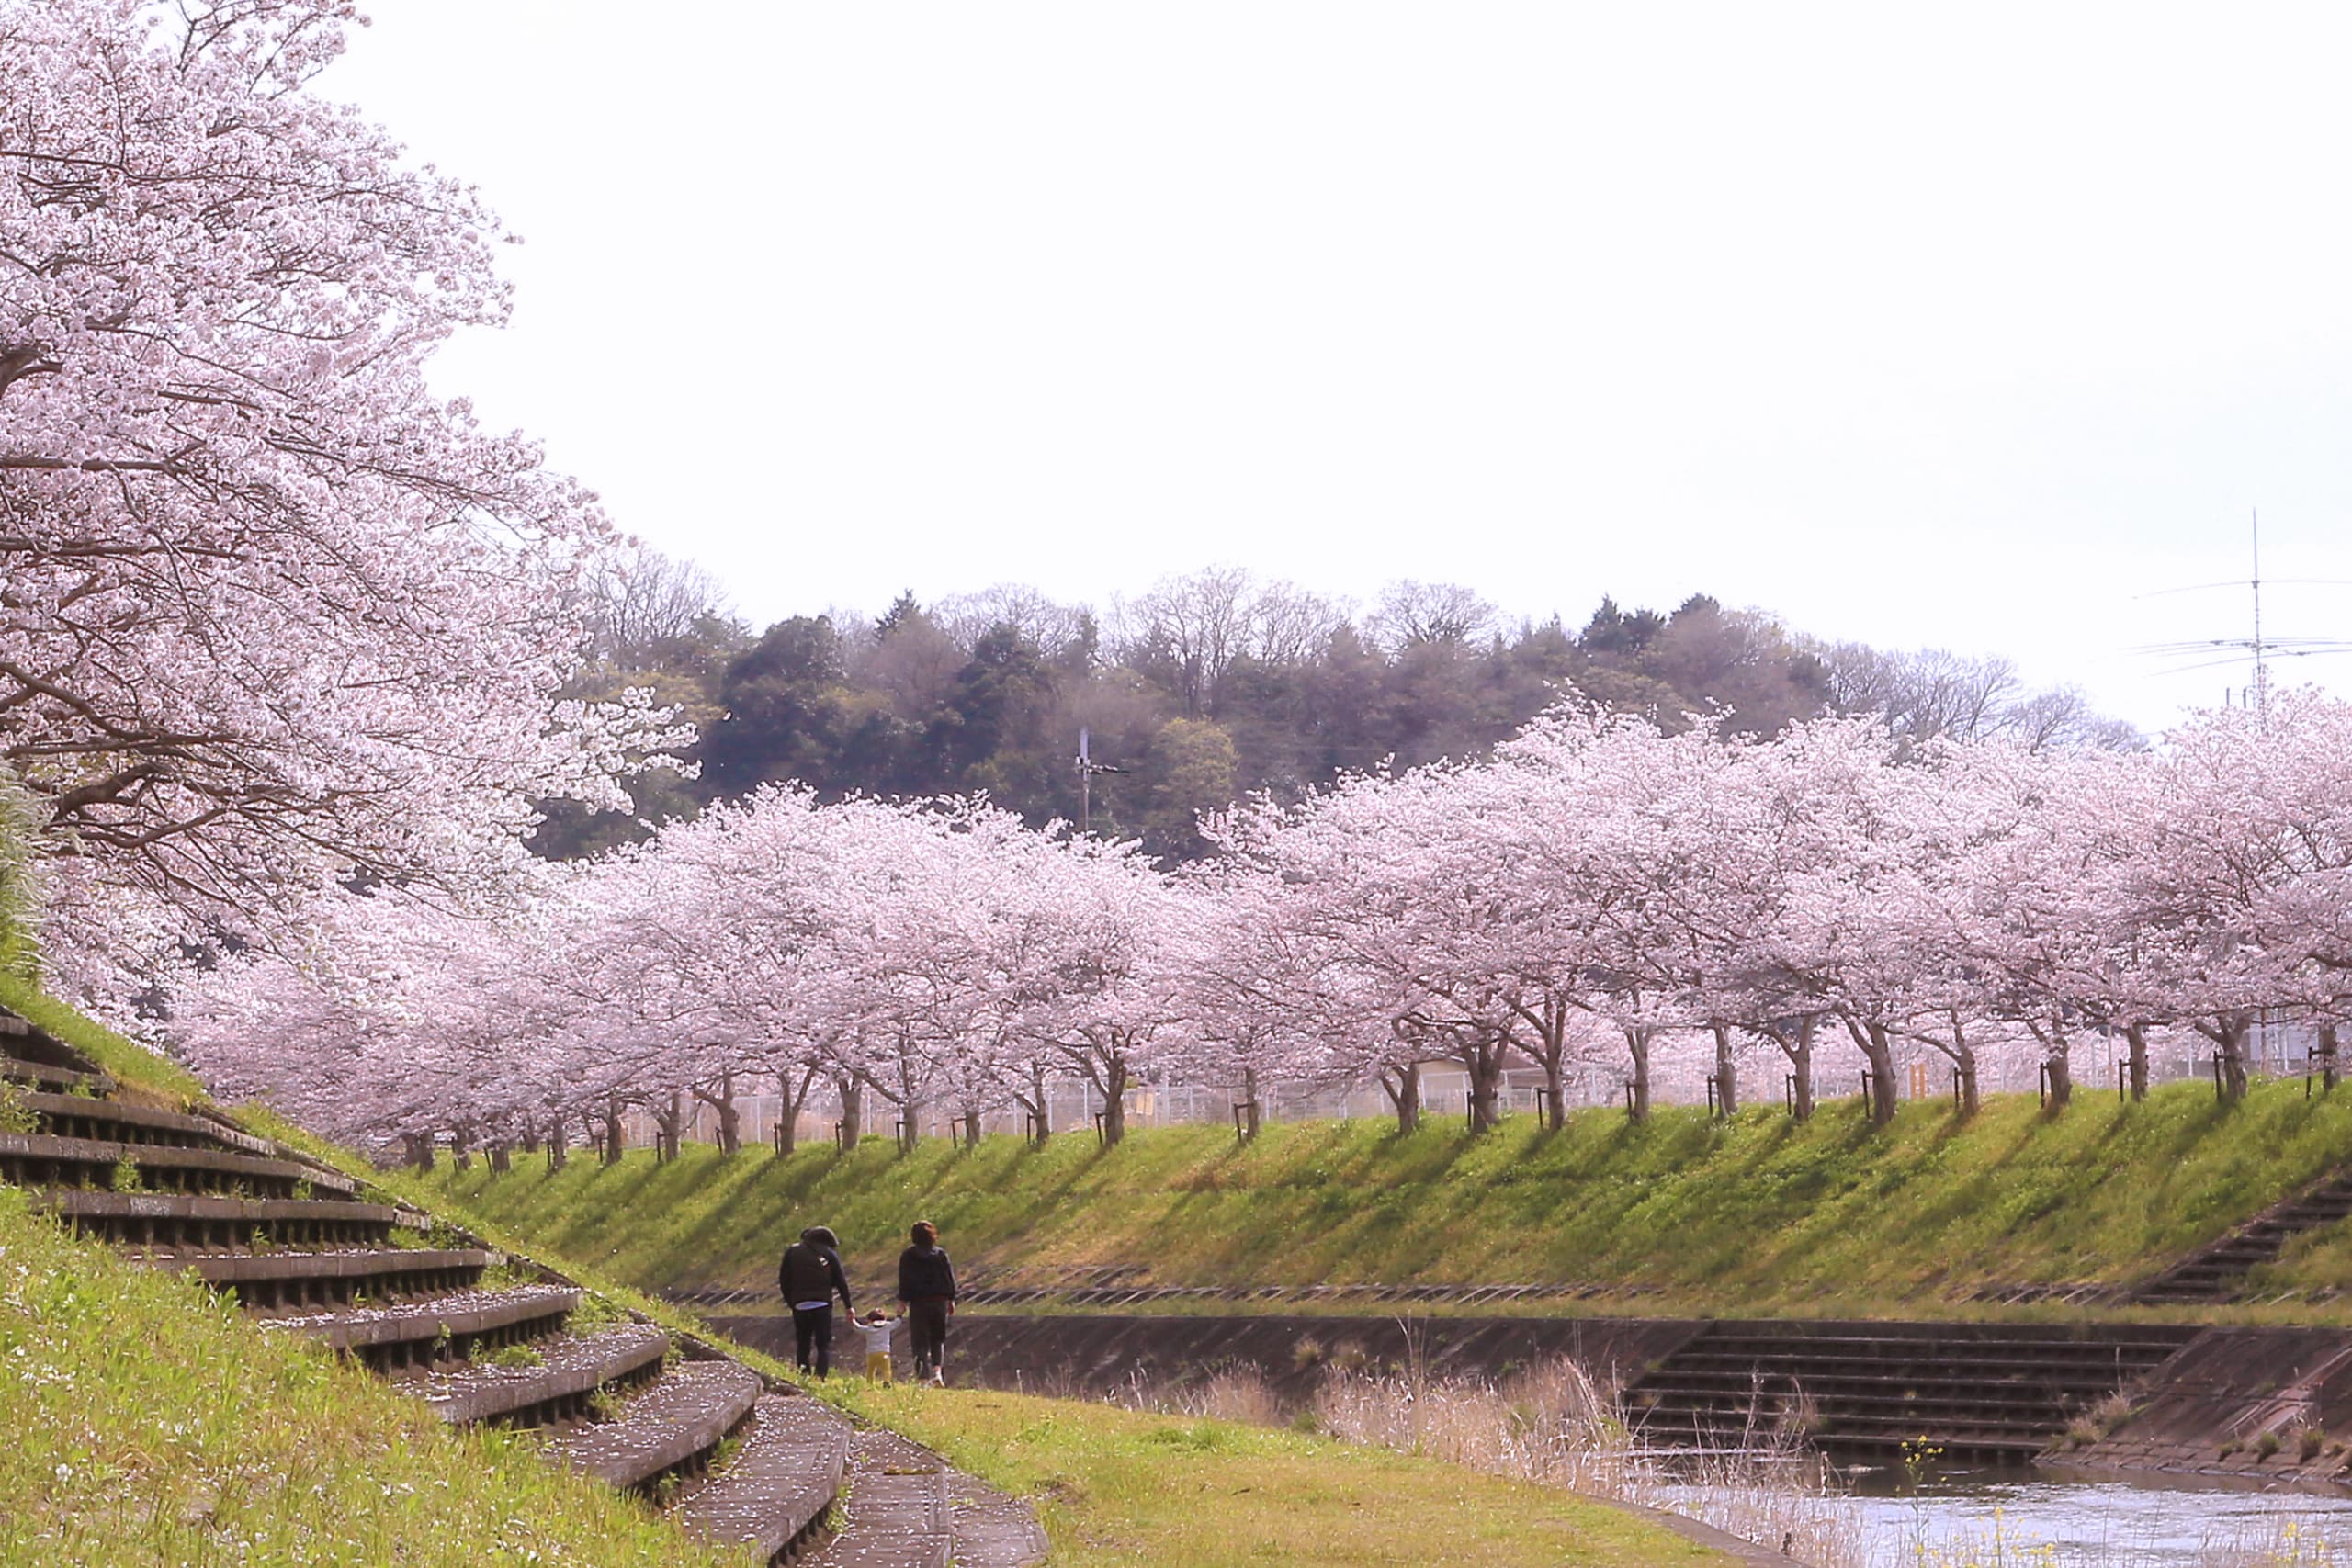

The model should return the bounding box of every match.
[2059,1325,2352,1484]
[709,1311,1702,1408]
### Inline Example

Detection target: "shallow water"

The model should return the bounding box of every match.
[1840,1466,2352,1565]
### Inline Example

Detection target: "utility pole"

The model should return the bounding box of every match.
[1074,727,1126,837]
[2250,509,2269,723]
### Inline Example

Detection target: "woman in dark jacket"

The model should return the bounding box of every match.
[897,1220,957,1384]
[778,1224,854,1378]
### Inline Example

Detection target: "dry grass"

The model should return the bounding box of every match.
[1091,1343,1866,1567]
[1310,1354,1865,1567]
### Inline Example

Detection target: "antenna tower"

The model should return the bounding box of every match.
[2131,512,2352,720]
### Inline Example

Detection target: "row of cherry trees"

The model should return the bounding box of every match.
[167,693,2352,1162]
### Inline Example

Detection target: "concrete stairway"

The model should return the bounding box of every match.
[1624,1319,2199,1462]
[2134,1169,2352,1303]
[0,1007,1045,1566]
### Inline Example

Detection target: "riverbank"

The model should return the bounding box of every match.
[418,1080,2352,1320]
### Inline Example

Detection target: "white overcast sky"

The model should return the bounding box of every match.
[325,3,2352,734]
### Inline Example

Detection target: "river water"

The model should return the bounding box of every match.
[1839,1465,2352,1565]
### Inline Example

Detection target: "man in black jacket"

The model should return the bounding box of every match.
[897,1220,957,1385]
[777,1224,854,1378]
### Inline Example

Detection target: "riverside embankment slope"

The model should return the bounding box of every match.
[432,1085,2352,1490]
[420,1081,2352,1318]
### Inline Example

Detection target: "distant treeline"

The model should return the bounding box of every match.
[541,555,2136,862]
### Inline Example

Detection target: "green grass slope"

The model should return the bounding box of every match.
[0,1182,736,1568]
[422,1080,2352,1317]
[819,1382,1724,1568]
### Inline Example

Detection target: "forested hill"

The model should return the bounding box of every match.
[540,557,2137,862]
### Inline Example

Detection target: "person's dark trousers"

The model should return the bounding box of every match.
[792,1303,835,1377]
[908,1298,950,1379]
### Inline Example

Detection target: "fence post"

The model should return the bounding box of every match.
[2211,1050,2224,1102]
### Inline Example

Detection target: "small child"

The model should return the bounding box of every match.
[858,1310,896,1382]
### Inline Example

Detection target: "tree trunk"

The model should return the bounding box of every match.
[773,1065,819,1157]
[2324,1024,2341,1094]
[519,1126,541,1156]
[1711,1023,1737,1117]
[1382,1062,1422,1135]
[601,1094,626,1165]
[1021,1062,1052,1144]
[774,1071,798,1157]
[1099,1058,1130,1146]
[2045,1046,2073,1110]
[1845,1018,1897,1128]
[691,1070,741,1156]
[404,1132,435,1171]
[654,1091,685,1162]
[963,1107,982,1148]
[547,1116,568,1170]
[838,1076,864,1146]
[488,1142,510,1174]
[2125,1022,2151,1101]
[1930,1016,1979,1118]
[451,1123,473,1172]
[1464,1031,1505,1134]
[1766,1018,1818,1122]
[1239,1066,1263,1142]
[2195,1014,2254,1103]
[1624,1026,1652,1122]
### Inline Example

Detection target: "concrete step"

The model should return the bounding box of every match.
[0,1058,114,1096]
[1636,1374,2127,1406]
[32,1189,398,1251]
[1661,1350,2176,1377]
[546,1358,762,1493]
[0,1013,99,1073]
[0,1130,344,1199]
[425,1323,671,1428]
[1624,1322,2195,1460]
[135,1247,494,1310]
[807,1428,952,1568]
[673,1394,849,1564]
[10,1091,333,1169]
[261,1285,579,1375]
[1690,1330,2190,1352]
[1635,1416,2050,1458]
[2136,1164,2352,1302]
[938,1456,1052,1568]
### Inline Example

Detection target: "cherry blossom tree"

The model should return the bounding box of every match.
[3,0,676,978]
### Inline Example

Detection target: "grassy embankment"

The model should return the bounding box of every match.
[0,976,1731,1567]
[422,1079,2352,1320]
